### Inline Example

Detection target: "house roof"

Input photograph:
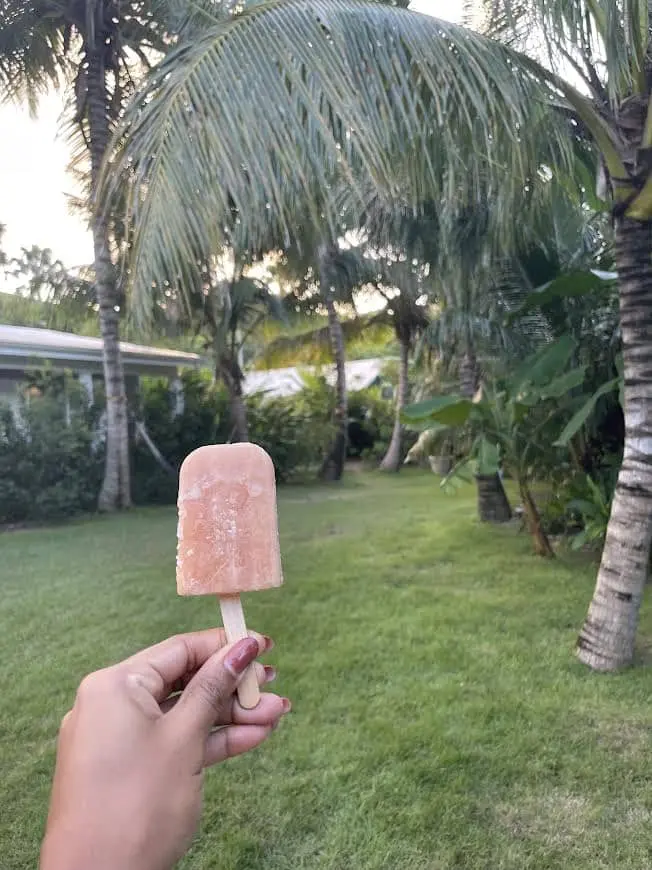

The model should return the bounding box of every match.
[0,324,202,376]
[243,358,390,398]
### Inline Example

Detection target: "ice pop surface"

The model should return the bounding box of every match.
[176,443,283,596]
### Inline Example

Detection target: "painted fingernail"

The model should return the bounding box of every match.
[224,637,259,677]
[263,635,274,651]
[281,697,292,714]
[264,665,277,683]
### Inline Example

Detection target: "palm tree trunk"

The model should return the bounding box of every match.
[88,47,131,511]
[320,294,348,481]
[476,473,512,523]
[459,343,511,522]
[380,334,409,472]
[578,217,652,670]
[219,360,249,443]
[459,349,479,398]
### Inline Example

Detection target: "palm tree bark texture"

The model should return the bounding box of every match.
[218,356,249,443]
[320,293,348,481]
[577,218,652,670]
[87,44,131,511]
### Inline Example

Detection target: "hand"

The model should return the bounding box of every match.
[40,630,290,870]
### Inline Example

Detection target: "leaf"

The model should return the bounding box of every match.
[440,457,474,493]
[508,270,617,323]
[570,530,588,551]
[509,334,577,394]
[105,0,577,316]
[476,436,500,475]
[554,376,620,446]
[402,396,473,427]
[537,366,586,400]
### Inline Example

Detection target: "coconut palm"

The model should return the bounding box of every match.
[0,0,173,509]
[271,237,374,480]
[368,260,430,472]
[110,0,652,670]
[191,260,285,442]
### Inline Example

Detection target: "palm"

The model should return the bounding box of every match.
[0,0,169,510]
[112,0,652,670]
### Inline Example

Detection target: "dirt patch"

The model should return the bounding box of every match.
[494,789,593,845]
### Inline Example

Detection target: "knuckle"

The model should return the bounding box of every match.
[191,673,229,717]
[75,667,113,702]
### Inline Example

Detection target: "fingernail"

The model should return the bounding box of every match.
[263,635,274,651]
[264,665,277,683]
[281,697,292,714]
[224,637,259,677]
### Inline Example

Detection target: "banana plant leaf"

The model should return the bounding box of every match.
[402,395,474,427]
[554,376,620,446]
[509,334,577,395]
[507,270,617,323]
[537,366,587,400]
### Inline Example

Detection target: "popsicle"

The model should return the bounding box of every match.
[176,443,283,708]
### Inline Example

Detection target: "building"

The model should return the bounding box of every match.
[243,358,392,399]
[0,324,203,415]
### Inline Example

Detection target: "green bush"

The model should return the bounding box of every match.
[348,387,417,463]
[0,378,102,524]
[133,371,335,500]
[132,370,231,504]
[248,392,333,482]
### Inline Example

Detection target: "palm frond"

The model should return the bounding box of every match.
[108,0,575,320]
[0,3,65,109]
[467,0,649,104]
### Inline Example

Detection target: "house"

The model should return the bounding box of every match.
[0,324,203,415]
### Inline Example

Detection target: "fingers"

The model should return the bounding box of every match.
[119,629,266,703]
[171,636,264,735]
[158,663,276,717]
[204,724,275,766]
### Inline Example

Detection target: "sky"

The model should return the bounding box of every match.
[0,0,464,271]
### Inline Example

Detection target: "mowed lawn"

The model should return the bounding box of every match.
[2,471,652,869]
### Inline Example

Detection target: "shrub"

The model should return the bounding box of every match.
[0,377,102,524]
[248,393,333,482]
[132,370,230,504]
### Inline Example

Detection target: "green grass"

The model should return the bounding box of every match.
[2,470,652,869]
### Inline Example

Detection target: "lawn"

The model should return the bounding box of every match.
[2,470,652,869]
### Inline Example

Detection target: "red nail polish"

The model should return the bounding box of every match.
[263,635,274,651]
[264,665,277,683]
[281,697,292,713]
[224,637,259,676]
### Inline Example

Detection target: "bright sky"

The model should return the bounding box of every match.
[0,0,464,270]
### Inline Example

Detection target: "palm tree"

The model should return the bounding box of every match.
[194,260,285,442]
[371,261,430,472]
[0,0,169,510]
[111,0,652,670]
[272,237,373,480]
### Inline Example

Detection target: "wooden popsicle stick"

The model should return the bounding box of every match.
[218,593,260,709]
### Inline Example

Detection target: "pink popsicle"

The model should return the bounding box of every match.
[177,443,283,707]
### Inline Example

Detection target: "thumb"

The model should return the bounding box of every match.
[172,636,261,735]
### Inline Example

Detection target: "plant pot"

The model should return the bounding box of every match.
[429,455,453,476]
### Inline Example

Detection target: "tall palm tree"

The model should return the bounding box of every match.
[273,237,372,480]
[110,0,652,670]
[196,264,285,442]
[0,0,168,510]
[371,261,430,472]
